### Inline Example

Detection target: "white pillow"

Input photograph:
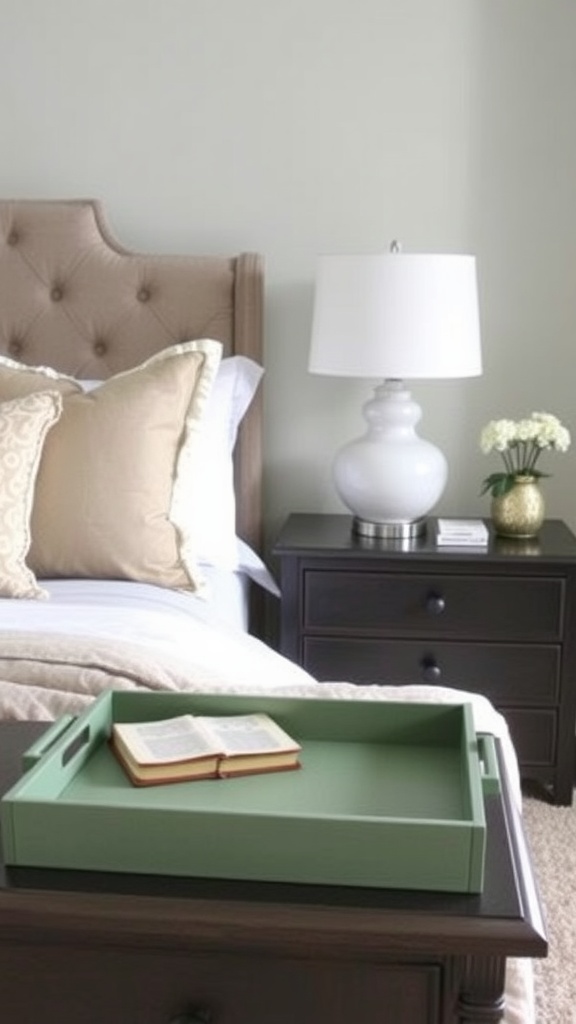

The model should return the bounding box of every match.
[81,355,263,571]
[235,538,280,596]
[194,356,263,568]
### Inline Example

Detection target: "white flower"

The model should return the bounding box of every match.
[480,411,571,497]
[530,412,571,452]
[479,419,517,454]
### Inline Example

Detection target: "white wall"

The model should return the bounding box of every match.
[1,0,575,547]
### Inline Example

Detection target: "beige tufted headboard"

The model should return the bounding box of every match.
[0,199,264,553]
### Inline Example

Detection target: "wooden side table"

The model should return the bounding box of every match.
[0,722,546,1024]
[274,513,576,805]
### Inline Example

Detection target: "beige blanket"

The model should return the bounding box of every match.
[0,631,212,713]
[0,625,318,718]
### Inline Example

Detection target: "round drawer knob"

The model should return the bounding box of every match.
[425,592,446,615]
[421,657,442,683]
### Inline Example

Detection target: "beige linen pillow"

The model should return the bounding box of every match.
[0,391,63,599]
[0,341,222,591]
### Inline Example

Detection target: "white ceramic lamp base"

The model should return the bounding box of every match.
[333,381,448,538]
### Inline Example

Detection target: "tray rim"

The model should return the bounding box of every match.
[0,691,493,893]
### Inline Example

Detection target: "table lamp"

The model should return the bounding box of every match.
[309,245,482,538]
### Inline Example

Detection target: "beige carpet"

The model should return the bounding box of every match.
[522,786,576,1024]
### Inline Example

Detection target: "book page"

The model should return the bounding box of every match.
[114,715,219,765]
[200,714,299,756]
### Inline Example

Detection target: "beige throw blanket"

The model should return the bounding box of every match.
[0,632,212,713]
[0,626,317,718]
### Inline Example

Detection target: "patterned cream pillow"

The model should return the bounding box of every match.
[0,391,63,598]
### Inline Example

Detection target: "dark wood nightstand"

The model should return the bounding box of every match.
[273,513,576,805]
[0,723,547,1024]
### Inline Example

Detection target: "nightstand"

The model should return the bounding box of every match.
[273,513,576,805]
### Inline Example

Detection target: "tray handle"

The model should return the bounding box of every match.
[22,715,77,771]
[477,733,501,796]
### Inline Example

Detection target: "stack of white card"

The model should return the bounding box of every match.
[436,518,489,547]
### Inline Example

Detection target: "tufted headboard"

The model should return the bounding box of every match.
[0,199,263,552]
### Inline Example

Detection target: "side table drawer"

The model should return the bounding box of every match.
[0,943,443,1024]
[304,571,564,640]
[505,709,557,766]
[303,637,561,705]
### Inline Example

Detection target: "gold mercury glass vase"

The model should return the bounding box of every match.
[490,474,545,538]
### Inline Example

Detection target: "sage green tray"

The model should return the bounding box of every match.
[0,691,499,893]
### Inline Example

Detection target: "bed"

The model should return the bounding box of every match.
[0,199,536,1023]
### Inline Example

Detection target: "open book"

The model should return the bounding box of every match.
[111,712,302,786]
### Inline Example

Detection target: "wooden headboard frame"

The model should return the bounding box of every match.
[0,199,264,553]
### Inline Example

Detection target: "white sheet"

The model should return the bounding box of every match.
[0,575,252,635]
[0,554,276,635]
[193,567,252,631]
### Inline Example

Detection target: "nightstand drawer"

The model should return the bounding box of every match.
[303,571,564,640]
[303,637,561,705]
[505,709,557,766]
[0,943,442,1024]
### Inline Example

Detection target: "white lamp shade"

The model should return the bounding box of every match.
[309,252,482,379]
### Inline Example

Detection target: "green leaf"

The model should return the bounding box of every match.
[480,470,550,499]
[480,473,511,497]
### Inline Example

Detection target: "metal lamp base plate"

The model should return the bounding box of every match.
[353,516,427,540]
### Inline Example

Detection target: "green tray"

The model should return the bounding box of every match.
[0,691,499,893]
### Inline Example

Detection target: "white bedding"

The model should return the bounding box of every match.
[0,578,533,1024]
[0,575,257,641]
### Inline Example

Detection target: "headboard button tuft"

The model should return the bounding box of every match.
[8,338,23,357]
[93,339,108,357]
[7,230,19,246]
[50,286,64,302]
[137,287,151,302]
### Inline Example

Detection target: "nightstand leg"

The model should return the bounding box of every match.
[457,955,506,1023]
